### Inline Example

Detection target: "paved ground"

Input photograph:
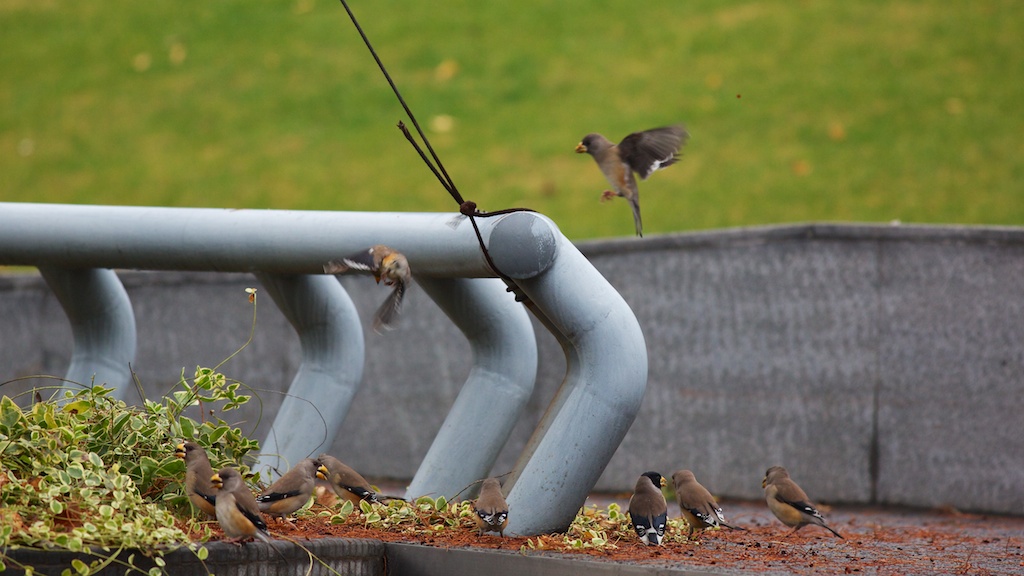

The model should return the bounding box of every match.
[581,491,1024,575]
[369,480,1023,574]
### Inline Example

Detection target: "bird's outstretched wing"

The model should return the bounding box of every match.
[618,126,689,179]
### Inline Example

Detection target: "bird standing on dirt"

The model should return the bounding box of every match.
[628,471,669,546]
[174,441,217,517]
[324,244,411,332]
[575,125,689,237]
[210,467,273,543]
[256,458,328,520]
[472,477,509,537]
[671,469,746,539]
[317,454,380,507]
[762,465,843,538]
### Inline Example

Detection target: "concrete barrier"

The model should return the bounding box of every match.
[2,538,384,576]
[2,223,1021,515]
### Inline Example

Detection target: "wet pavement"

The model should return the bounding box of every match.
[581,491,1024,575]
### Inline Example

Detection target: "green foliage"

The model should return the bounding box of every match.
[521,502,697,552]
[0,369,259,572]
[319,495,694,553]
[0,288,274,575]
[2,1,1022,239]
[320,495,474,534]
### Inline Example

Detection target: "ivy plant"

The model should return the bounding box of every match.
[0,289,264,575]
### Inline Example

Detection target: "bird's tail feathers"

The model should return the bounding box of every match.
[630,198,643,237]
[372,282,406,333]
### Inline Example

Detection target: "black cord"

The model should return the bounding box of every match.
[337,0,462,204]
[336,0,533,301]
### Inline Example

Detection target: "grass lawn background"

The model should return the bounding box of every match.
[2,0,1021,240]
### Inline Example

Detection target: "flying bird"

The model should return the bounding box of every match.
[256,458,328,520]
[316,454,380,507]
[174,441,217,517]
[210,467,273,544]
[762,465,843,539]
[472,477,509,537]
[324,244,411,332]
[628,471,669,546]
[575,125,689,237]
[671,469,745,540]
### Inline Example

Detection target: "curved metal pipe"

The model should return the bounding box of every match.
[37,267,137,400]
[254,273,365,473]
[5,205,649,536]
[406,277,537,499]
[487,213,649,535]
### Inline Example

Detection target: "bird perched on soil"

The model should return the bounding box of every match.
[628,471,669,546]
[671,469,746,540]
[210,467,273,544]
[324,244,411,332]
[762,465,843,538]
[575,125,689,237]
[256,458,328,520]
[317,454,380,507]
[174,441,217,517]
[472,477,509,537]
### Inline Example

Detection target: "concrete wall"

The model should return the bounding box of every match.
[1,223,1021,515]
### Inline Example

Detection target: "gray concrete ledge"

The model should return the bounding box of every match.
[2,222,1022,515]
[1,538,385,576]
[384,542,714,576]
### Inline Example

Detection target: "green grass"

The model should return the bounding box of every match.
[2,0,1021,239]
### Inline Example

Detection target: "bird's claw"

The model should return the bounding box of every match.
[600,190,616,202]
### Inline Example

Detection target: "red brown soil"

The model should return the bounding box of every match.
[184,498,1024,575]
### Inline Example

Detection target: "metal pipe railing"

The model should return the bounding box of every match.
[254,273,365,473]
[0,202,647,534]
[37,266,137,398]
[407,276,537,499]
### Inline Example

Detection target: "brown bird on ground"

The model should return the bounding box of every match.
[472,477,509,537]
[324,244,411,332]
[762,465,843,538]
[174,441,217,517]
[628,471,669,546]
[671,469,746,540]
[210,467,273,544]
[256,458,328,520]
[575,125,689,237]
[317,454,380,507]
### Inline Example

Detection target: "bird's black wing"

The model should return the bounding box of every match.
[476,509,508,527]
[256,490,302,504]
[194,488,217,507]
[775,494,825,520]
[631,511,668,539]
[237,501,269,533]
[618,126,689,179]
[324,247,376,275]
[690,503,746,531]
[340,483,379,503]
[685,504,717,527]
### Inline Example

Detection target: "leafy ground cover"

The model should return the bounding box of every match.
[2,1,1022,239]
[195,494,1024,575]
[0,370,260,575]
[3,285,1022,575]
